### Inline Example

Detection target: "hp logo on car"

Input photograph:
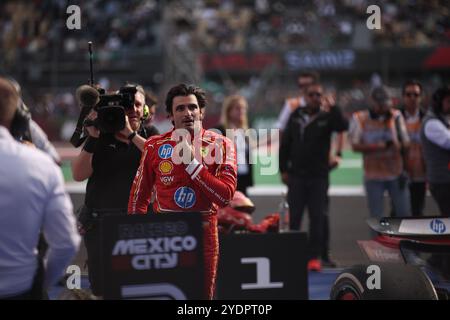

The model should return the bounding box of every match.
[429,219,446,234]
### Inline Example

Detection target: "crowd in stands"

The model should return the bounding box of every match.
[169,0,449,52]
[1,0,448,140]
[1,0,448,65]
[0,0,160,65]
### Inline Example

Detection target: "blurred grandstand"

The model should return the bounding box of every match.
[0,0,449,141]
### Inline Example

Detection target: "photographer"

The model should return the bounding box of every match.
[71,83,155,297]
[0,77,80,300]
[9,78,61,164]
[421,87,450,216]
[349,86,411,219]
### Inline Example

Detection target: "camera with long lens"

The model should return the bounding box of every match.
[84,86,137,134]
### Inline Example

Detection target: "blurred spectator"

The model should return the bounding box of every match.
[397,80,427,216]
[213,94,253,195]
[421,87,450,216]
[0,77,80,300]
[349,86,411,218]
[279,82,348,271]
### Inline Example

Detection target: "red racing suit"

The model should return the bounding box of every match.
[128,128,237,299]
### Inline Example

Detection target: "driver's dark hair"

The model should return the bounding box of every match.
[165,84,206,114]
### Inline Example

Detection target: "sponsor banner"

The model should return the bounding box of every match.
[101,213,204,299]
[200,53,279,72]
[284,49,355,70]
[199,48,436,73]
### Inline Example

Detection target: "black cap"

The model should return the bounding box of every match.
[371,86,390,105]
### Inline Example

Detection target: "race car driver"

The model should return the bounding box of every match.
[128,83,237,299]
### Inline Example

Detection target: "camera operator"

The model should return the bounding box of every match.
[71,83,155,297]
[421,87,450,216]
[349,86,411,219]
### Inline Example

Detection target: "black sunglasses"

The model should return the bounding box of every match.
[308,92,322,97]
[298,82,312,89]
[405,92,420,97]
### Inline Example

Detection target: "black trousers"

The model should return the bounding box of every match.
[322,196,331,260]
[79,206,128,296]
[430,183,450,216]
[237,174,253,196]
[84,226,103,296]
[409,181,426,216]
[288,176,328,259]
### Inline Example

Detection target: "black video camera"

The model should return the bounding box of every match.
[84,86,137,134]
[70,42,142,147]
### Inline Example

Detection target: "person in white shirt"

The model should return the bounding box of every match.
[421,86,450,216]
[0,78,80,299]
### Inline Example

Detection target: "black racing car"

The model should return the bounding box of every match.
[330,216,450,300]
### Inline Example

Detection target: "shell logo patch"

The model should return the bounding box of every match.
[159,160,174,175]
